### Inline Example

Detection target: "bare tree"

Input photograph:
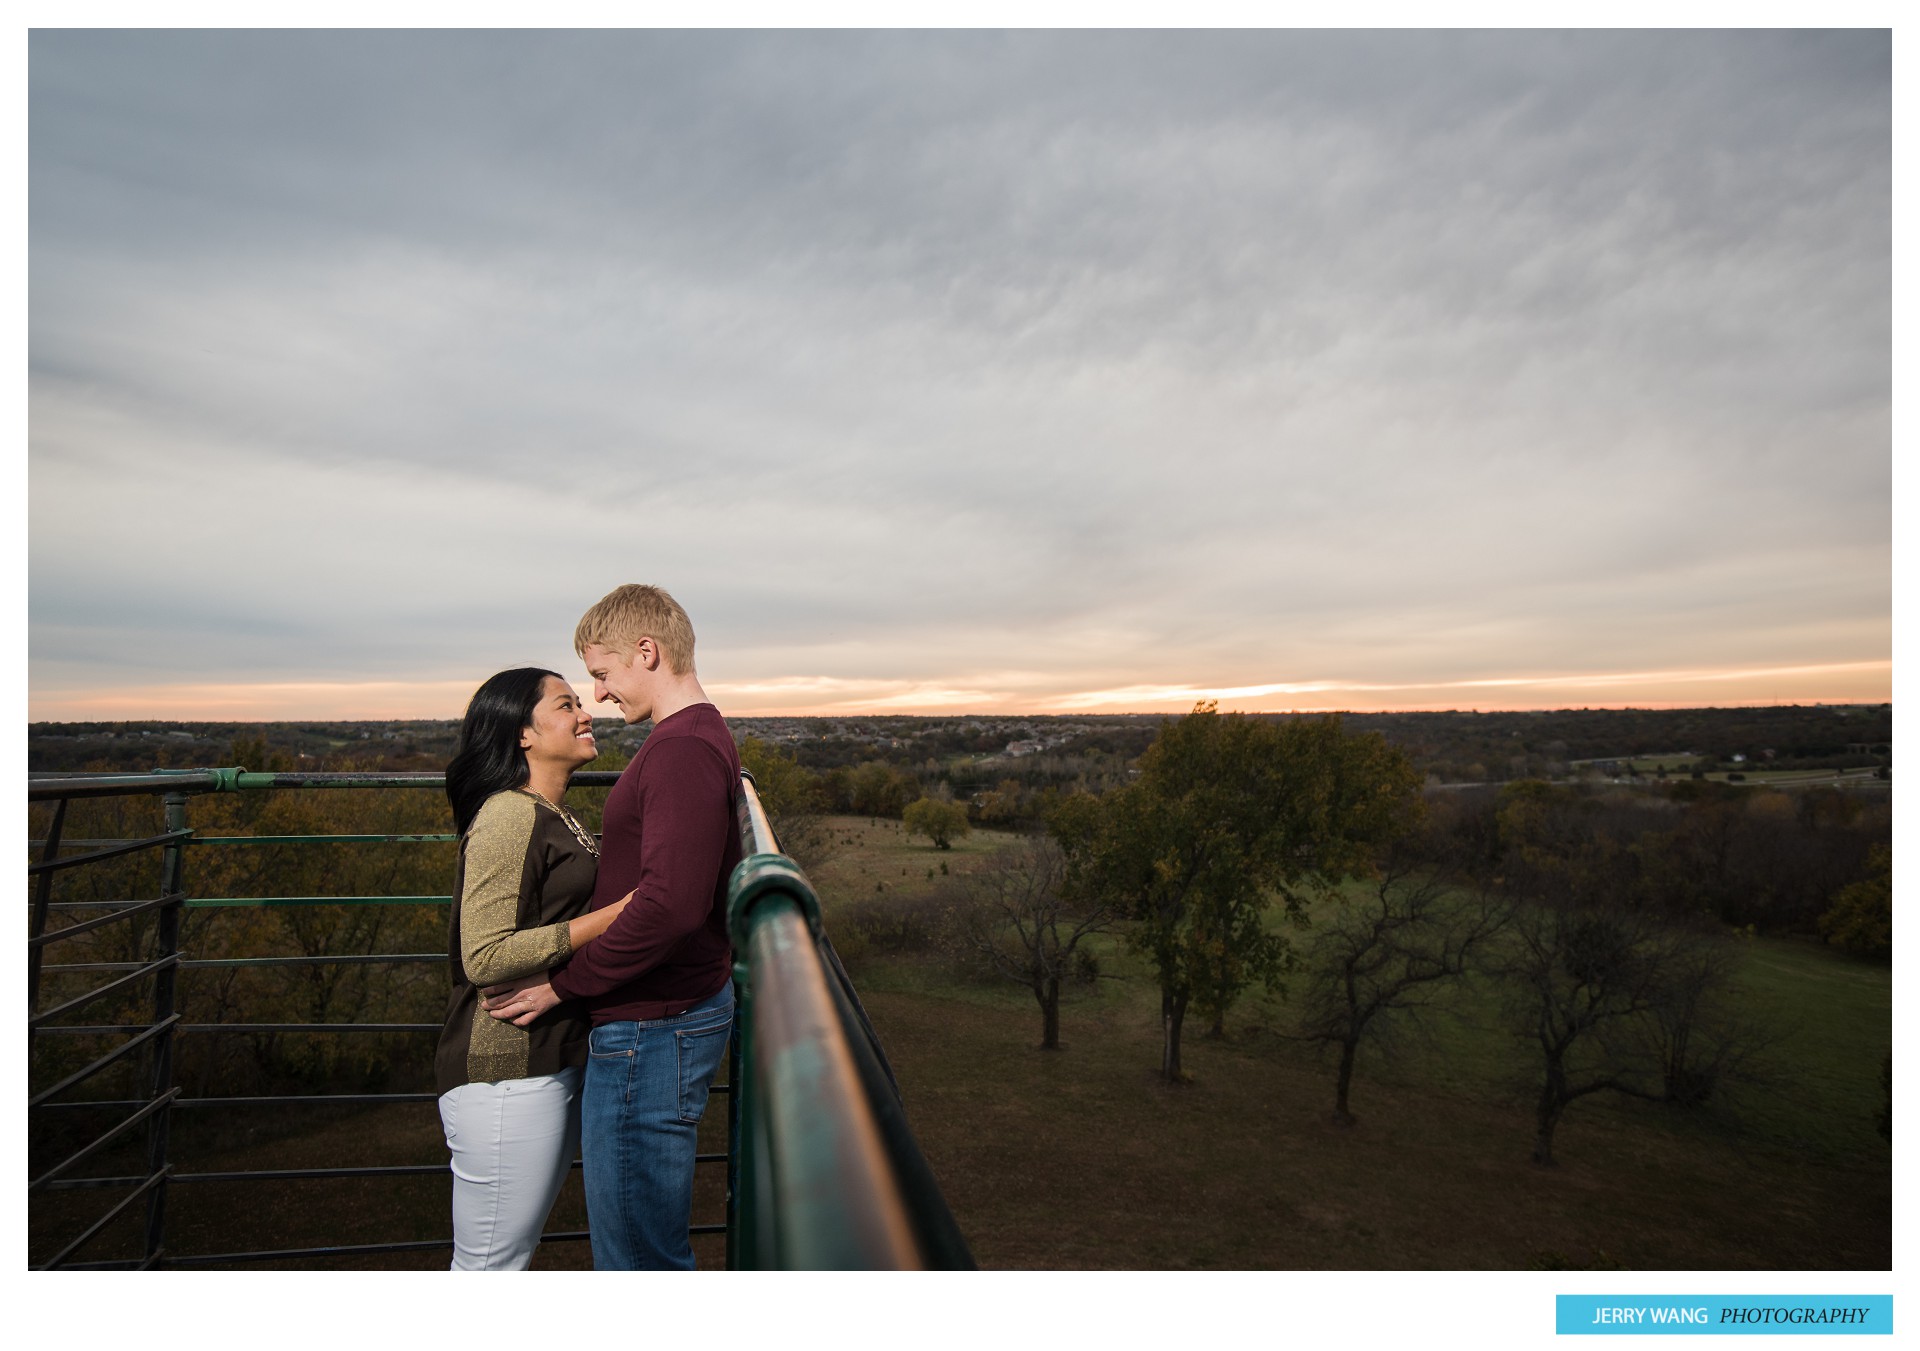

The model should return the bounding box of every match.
[1295,853,1508,1125]
[1491,785,1776,1164]
[1499,894,1711,1165]
[950,835,1109,1050]
[1636,932,1783,1107]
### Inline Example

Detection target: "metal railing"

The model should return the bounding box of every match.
[727,781,973,1268]
[27,764,969,1270]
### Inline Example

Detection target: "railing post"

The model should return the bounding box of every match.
[28,797,69,1062]
[142,791,189,1268]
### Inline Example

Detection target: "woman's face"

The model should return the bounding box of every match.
[518,676,599,772]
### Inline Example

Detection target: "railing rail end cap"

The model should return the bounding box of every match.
[726,852,821,948]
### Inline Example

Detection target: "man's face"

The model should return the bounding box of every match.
[583,641,653,724]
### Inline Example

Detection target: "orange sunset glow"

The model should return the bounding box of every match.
[27,659,1893,723]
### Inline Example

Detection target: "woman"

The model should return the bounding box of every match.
[433,667,626,1270]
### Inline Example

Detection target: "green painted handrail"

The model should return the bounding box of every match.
[724,776,973,1270]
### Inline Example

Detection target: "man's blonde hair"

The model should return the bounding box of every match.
[573,584,696,675]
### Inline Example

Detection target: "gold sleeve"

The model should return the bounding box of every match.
[459,792,575,986]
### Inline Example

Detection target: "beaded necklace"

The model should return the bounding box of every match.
[521,787,601,858]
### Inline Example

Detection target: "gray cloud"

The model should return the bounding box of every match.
[29,30,1890,713]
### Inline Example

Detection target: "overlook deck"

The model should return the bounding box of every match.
[27,767,972,1270]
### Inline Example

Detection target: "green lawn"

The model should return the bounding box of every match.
[810,818,1892,1270]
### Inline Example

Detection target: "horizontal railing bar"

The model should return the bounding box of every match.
[26,829,195,875]
[47,1164,450,1187]
[29,771,233,800]
[188,835,462,845]
[30,769,626,802]
[157,1230,617,1265]
[30,954,180,1029]
[188,1093,438,1108]
[45,1148,730,1194]
[182,896,453,909]
[168,1239,465,1264]
[27,835,459,851]
[34,1166,171,1270]
[41,955,443,973]
[200,774,456,790]
[42,1253,165,1270]
[33,1093,437,1111]
[41,900,177,912]
[149,1227,730,1268]
[179,1164,452,1183]
[182,1023,441,1034]
[28,894,181,947]
[35,1024,181,1035]
[34,1023,438,1035]
[184,954,448,968]
[41,898,450,912]
[41,961,160,974]
[27,839,147,848]
[30,1090,181,1192]
[28,1017,182,1108]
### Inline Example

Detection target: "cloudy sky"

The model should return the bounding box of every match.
[28,29,1891,721]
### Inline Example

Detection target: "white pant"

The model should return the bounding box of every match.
[438,1066,582,1270]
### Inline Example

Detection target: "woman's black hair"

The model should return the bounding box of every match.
[446,667,566,835]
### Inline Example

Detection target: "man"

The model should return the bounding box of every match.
[482,583,742,1270]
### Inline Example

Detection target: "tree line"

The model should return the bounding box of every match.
[30,713,1890,1172]
[747,705,1889,1167]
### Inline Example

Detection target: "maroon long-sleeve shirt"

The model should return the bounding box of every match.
[548,702,742,1023]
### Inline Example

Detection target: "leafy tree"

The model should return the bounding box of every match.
[1055,705,1419,1082]
[948,835,1108,1049]
[903,797,971,849]
[976,778,1029,825]
[739,736,836,871]
[843,760,916,818]
[1820,843,1890,958]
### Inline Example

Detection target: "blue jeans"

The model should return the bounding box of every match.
[580,980,733,1270]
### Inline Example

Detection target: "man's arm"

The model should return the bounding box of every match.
[546,736,734,1002]
[480,892,635,1027]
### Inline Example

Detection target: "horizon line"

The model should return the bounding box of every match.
[25,659,1893,722]
[26,697,1896,725]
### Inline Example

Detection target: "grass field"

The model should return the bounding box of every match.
[810,818,1893,1270]
[32,813,1889,1270]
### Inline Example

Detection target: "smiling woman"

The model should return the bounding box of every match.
[432,667,630,1270]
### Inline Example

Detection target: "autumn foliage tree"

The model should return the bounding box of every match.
[903,797,971,849]
[738,736,837,871]
[1055,704,1420,1082]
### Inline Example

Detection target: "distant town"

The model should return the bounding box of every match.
[27,703,1891,792]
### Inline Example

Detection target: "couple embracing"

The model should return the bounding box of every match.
[432,584,742,1270]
